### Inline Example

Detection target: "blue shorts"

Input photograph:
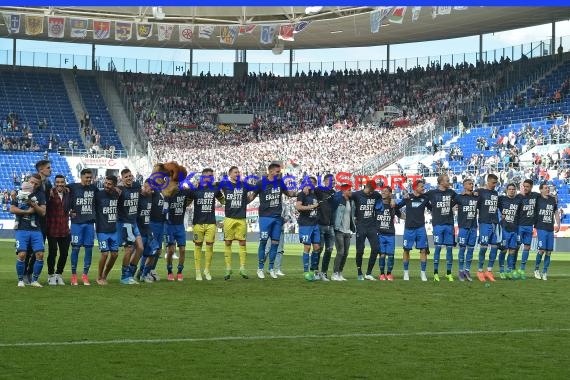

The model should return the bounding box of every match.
[259,216,283,241]
[71,223,95,247]
[403,227,428,250]
[299,225,320,245]
[117,222,141,247]
[478,223,498,246]
[97,232,119,252]
[537,229,554,251]
[457,227,477,247]
[15,230,44,253]
[433,224,455,246]
[518,225,534,246]
[378,234,395,255]
[501,230,519,250]
[142,234,160,257]
[150,221,165,249]
[166,224,186,247]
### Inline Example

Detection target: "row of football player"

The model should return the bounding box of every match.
[292,173,560,283]
[11,164,560,286]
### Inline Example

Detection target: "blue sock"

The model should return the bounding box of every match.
[177,264,184,274]
[32,259,44,282]
[507,254,515,272]
[83,246,93,275]
[478,246,488,271]
[129,264,137,278]
[498,250,506,272]
[121,265,128,280]
[387,255,394,274]
[458,246,466,271]
[433,245,441,273]
[378,255,386,274]
[543,255,551,273]
[521,249,530,270]
[143,257,153,277]
[16,259,25,281]
[302,252,309,272]
[446,246,453,274]
[403,260,409,271]
[513,248,519,268]
[420,260,427,272]
[257,240,268,269]
[310,250,319,271]
[151,256,159,270]
[166,263,173,274]
[70,246,80,274]
[535,253,543,271]
[487,246,498,270]
[268,243,278,270]
[466,247,474,271]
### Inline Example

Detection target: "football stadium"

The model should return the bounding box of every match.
[1,5,570,378]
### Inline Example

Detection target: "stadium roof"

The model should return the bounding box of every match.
[1,6,569,51]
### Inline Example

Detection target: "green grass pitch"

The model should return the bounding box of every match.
[1,239,570,379]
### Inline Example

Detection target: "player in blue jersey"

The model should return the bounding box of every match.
[10,181,46,287]
[533,184,560,281]
[68,169,99,286]
[117,168,143,285]
[164,186,192,281]
[455,178,478,282]
[94,175,119,285]
[497,183,521,279]
[296,177,321,281]
[397,180,431,281]
[515,179,540,279]
[424,174,457,282]
[376,187,401,281]
[147,189,166,281]
[135,180,159,283]
[250,163,297,279]
[475,174,500,282]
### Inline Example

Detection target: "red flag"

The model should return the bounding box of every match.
[278,24,294,41]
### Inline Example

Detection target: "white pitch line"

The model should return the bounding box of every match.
[2,328,570,348]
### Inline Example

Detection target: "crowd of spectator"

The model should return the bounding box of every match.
[119,59,527,177]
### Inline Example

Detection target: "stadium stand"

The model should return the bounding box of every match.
[0,69,83,152]
[0,152,74,219]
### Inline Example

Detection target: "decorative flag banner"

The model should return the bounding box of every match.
[260,25,276,45]
[158,24,173,41]
[220,25,239,45]
[179,24,194,42]
[411,6,422,22]
[199,25,214,39]
[389,6,407,24]
[294,20,311,34]
[453,6,468,10]
[25,15,43,36]
[47,17,65,38]
[437,6,452,15]
[3,13,21,34]
[136,23,152,40]
[239,24,256,34]
[70,18,88,38]
[432,6,438,19]
[115,21,132,41]
[370,10,381,33]
[93,20,110,40]
[278,24,295,41]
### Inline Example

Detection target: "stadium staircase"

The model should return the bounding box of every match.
[74,73,125,152]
